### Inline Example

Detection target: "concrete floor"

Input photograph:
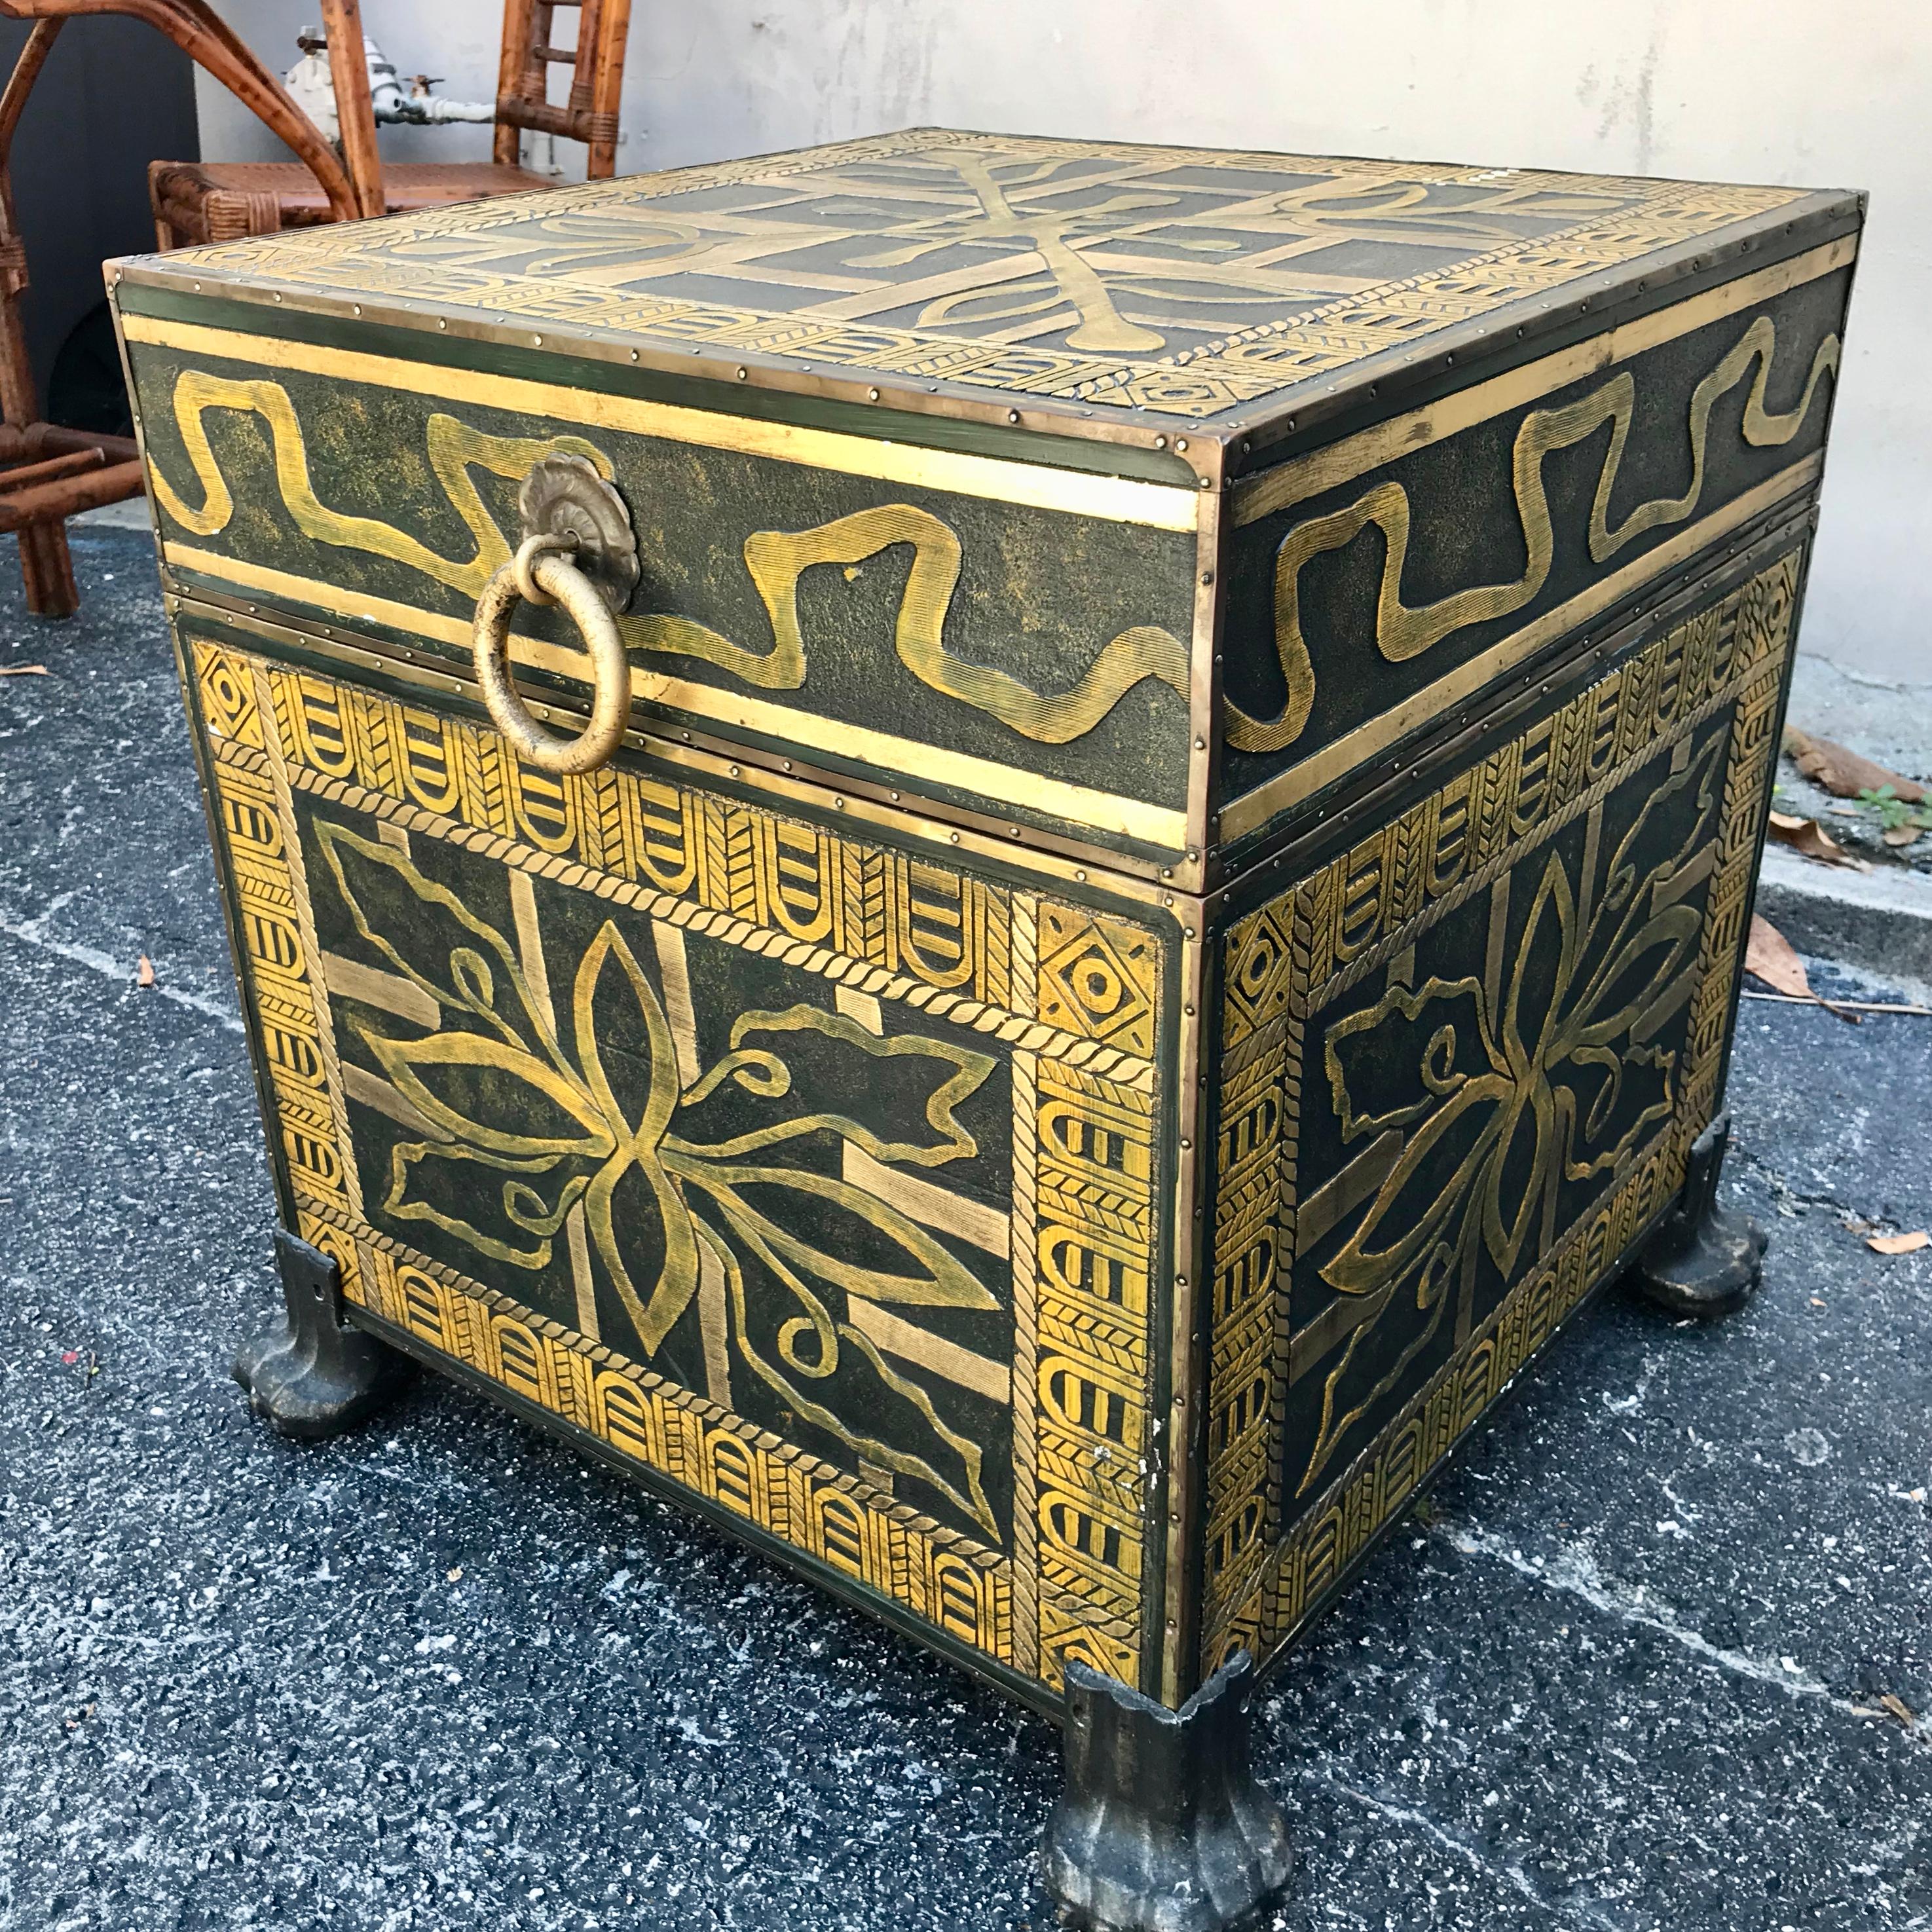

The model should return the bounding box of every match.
[2,525,1929,1932]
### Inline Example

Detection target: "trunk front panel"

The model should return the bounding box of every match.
[179,619,1180,1703]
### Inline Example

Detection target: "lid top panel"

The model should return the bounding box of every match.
[145,127,1817,423]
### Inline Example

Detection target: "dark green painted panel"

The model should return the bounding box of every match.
[300,794,1018,1546]
[128,335,1197,827]
[1220,268,1851,813]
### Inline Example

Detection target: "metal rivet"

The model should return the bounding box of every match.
[728,764,740,777]
[1162,894,1174,906]
[532,334,543,345]
[1007,409,1020,424]
[889,790,900,802]
[680,730,691,741]
[1176,438,1188,453]
[1009,826,1021,838]
[272,291,282,302]
[1153,435,1168,450]
[949,832,961,844]
[736,366,748,380]
[867,386,880,401]
[1183,1005,1195,1016]
[781,760,792,771]
[1075,870,1087,883]
[629,350,639,362]
[1198,475,1210,489]
[834,796,845,809]
[1161,867,1173,879]
[352,304,360,315]
[1200,570,1214,586]
[1193,737,1206,751]
[437,318,446,329]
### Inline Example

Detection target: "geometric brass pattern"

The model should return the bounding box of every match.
[1203,548,1800,1672]
[188,635,1164,1693]
[155,128,1808,418]
[1037,902,1160,1059]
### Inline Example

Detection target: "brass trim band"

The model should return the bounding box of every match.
[119,312,1203,532]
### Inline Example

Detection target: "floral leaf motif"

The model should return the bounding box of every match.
[314,819,1007,1540]
[572,921,699,1356]
[316,823,559,1057]
[1326,975,1500,1144]
[1301,722,1728,1496]
[696,1222,999,1537]
[669,1161,999,1313]
[672,1005,994,1168]
[382,1142,588,1270]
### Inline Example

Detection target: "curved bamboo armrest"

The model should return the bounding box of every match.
[0,0,358,223]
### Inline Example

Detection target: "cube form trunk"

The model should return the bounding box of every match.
[113,129,1858,1914]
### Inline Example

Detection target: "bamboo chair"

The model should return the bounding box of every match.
[0,0,356,616]
[151,0,633,249]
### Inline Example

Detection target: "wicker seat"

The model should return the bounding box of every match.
[149,1,631,250]
[151,158,558,244]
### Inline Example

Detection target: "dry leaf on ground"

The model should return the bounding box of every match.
[1867,1230,1930,1256]
[1878,1693,1918,1728]
[1768,809,1865,868]
[1882,824,1924,849]
[136,955,156,988]
[0,663,48,677]
[1784,726,1927,804]
[1745,914,1811,998]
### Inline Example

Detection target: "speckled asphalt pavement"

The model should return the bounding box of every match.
[3,523,1929,1932]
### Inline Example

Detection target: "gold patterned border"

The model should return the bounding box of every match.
[140,128,1811,419]
[1202,548,1798,1669]
[188,632,1165,1694]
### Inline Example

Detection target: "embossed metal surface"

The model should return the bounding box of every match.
[132,129,1820,420]
[1202,548,1801,1674]
[124,132,1856,1718]
[185,629,1171,1698]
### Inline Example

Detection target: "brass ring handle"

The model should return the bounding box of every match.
[472,533,631,775]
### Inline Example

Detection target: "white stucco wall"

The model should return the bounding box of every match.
[195,1,1929,682]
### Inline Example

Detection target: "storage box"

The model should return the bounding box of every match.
[113,130,1859,1927]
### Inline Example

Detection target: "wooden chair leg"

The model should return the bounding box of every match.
[16,517,77,617]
